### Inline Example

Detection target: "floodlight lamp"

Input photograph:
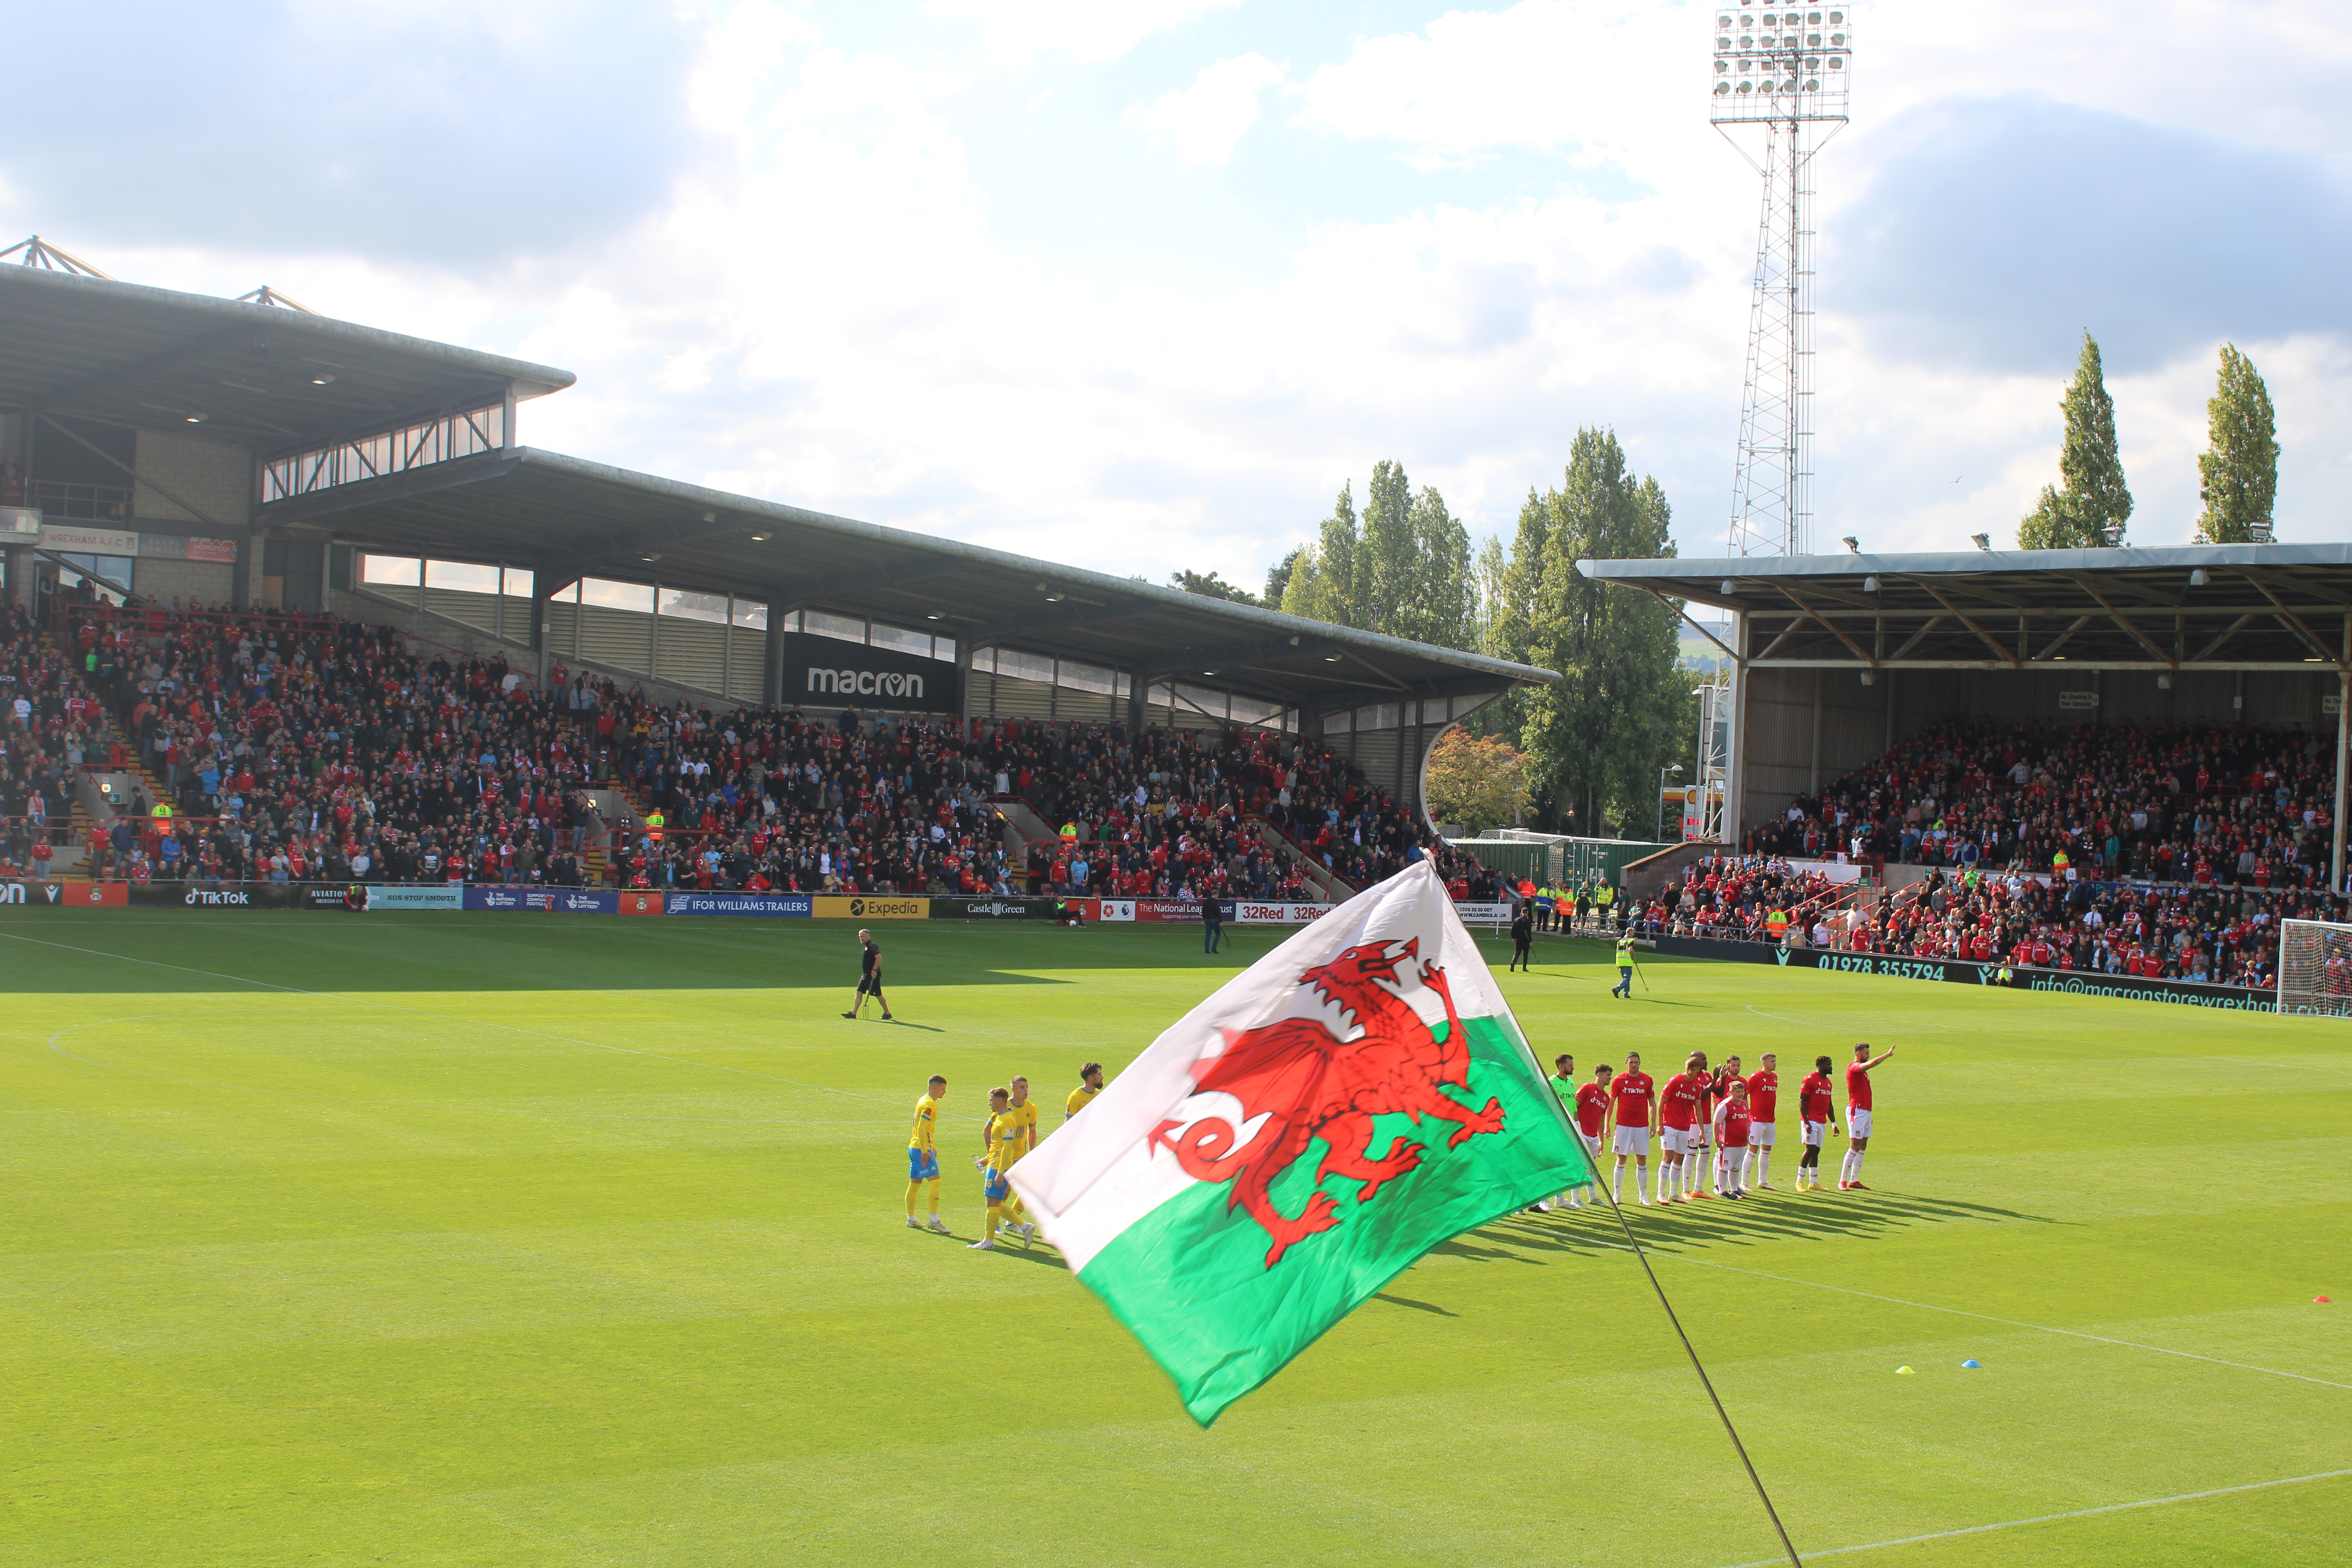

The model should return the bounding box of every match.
[1971,533,1991,552]
[2189,568,2209,586]
[184,410,206,423]
[1862,575,1880,592]
[1804,78,1820,90]
[641,552,661,563]
[309,374,334,386]
[1669,764,1685,774]
[1720,579,1737,594]
[747,530,770,541]
[1860,670,1876,686]
[2157,673,2173,690]
[1841,535,1859,553]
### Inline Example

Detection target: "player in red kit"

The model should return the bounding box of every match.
[1711,1079,1753,1198]
[1571,1067,1609,1213]
[1795,1054,1838,1191]
[1609,1051,1657,1205]
[1744,1052,1780,1191]
[1657,1052,1708,1203]
[1840,1041,1897,1189]
[1700,1053,1741,1196]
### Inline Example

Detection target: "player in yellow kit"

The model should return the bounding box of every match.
[969,1088,1035,1250]
[904,1074,951,1232]
[1066,1062,1103,1120]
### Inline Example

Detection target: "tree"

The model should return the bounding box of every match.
[1169,569,1260,605]
[1277,466,1476,650]
[1423,726,1531,835]
[2196,343,2279,544]
[2019,332,2132,548]
[1262,547,1305,609]
[1510,428,1693,836]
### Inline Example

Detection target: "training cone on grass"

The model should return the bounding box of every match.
[1962,1359,1981,1369]
[1896,1366,1915,1375]
[2318,1296,2333,1305]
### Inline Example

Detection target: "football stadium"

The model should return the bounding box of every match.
[5,17,2351,1567]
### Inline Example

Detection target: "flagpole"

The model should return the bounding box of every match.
[1586,1172,1805,1567]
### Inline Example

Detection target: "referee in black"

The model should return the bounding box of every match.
[843,927,894,1020]
[1508,898,1534,971]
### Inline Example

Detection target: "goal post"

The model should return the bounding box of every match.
[2276,918,2352,1016]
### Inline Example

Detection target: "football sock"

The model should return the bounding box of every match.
[905,1181,922,1218]
[984,1202,1008,1238]
[1849,1150,1866,1181]
[926,1178,942,1215]
[1667,1164,1682,1201]
[1839,1151,1857,1184]
[1754,1150,1769,1187]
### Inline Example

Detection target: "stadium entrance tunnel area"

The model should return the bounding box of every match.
[2,911,2347,1566]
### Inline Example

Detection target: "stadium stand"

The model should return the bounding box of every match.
[43,597,1503,904]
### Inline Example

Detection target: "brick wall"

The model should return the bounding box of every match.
[131,430,251,528]
[132,557,237,606]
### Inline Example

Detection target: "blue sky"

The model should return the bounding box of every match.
[7,1,2347,583]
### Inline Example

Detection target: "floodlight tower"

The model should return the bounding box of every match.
[1711,2,1854,558]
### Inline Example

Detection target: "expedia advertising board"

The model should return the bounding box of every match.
[782,632,960,714]
[1651,935,2272,1012]
[812,895,929,920]
[664,891,813,917]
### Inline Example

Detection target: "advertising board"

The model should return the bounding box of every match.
[663,891,814,917]
[811,895,929,920]
[617,891,665,915]
[780,632,961,715]
[366,884,465,912]
[0,880,126,908]
[1650,935,2273,1012]
[464,886,625,914]
[931,897,1053,920]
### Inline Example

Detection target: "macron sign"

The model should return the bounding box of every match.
[782,632,959,714]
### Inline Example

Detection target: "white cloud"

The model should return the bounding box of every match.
[1129,53,1287,166]
[923,0,1241,67]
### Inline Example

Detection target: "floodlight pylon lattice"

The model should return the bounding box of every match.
[1711,3,1853,558]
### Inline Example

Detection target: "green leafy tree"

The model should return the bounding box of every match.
[1423,726,1531,835]
[1168,569,1260,605]
[1277,467,1475,651]
[1262,547,1305,609]
[2195,343,2279,544]
[1514,428,1693,835]
[2019,332,2133,548]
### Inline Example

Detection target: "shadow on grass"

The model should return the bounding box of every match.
[1436,1188,2058,1267]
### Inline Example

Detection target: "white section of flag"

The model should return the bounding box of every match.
[1009,861,1513,1275]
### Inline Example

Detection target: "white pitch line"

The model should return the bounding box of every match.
[1713,1466,2352,1568]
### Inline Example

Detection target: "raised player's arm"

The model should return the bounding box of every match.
[1859,1045,1896,1071]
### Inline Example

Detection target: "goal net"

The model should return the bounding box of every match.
[2276,918,2352,1016]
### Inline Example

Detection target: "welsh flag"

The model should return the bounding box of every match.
[1009,861,1592,1425]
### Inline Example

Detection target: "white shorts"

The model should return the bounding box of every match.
[1849,1109,1874,1139]
[1577,1130,1601,1158]
[1751,1122,1776,1147]
[1612,1125,1650,1156]
[1693,1126,1712,1147]
[1660,1126,1691,1155]
[1801,1120,1826,1147]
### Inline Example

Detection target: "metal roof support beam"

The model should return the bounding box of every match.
[1648,588,1744,668]
[1745,658,2326,672]
[1887,616,1944,662]
[2071,578,2177,670]
[1913,581,2022,669]
[256,448,522,528]
[2241,574,2343,666]
[1752,619,1804,663]
[1775,583,1877,667]
[2192,614,2254,663]
[2035,615,2095,662]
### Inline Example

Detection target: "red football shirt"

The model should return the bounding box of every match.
[1714,1102,1752,1148]
[1745,1069,1778,1122]
[1798,1071,1835,1124]
[1659,1072,1704,1130]
[1610,1071,1655,1129]
[1573,1083,1610,1138]
[1846,1060,1875,1112]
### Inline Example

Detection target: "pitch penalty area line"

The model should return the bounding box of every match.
[1713,1466,2352,1568]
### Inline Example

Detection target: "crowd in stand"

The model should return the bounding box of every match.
[1747,716,2337,889]
[0,601,94,880]
[16,598,1484,904]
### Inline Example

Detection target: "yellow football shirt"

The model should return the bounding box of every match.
[1006,1098,1039,1160]
[986,1114,1024,1173]
[908,1094,939,1152]
[1065,1083,1100,1119]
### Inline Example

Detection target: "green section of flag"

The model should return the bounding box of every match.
[1073,1014,1592,1425]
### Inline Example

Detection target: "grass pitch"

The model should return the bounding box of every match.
[2,910,2347,1567]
